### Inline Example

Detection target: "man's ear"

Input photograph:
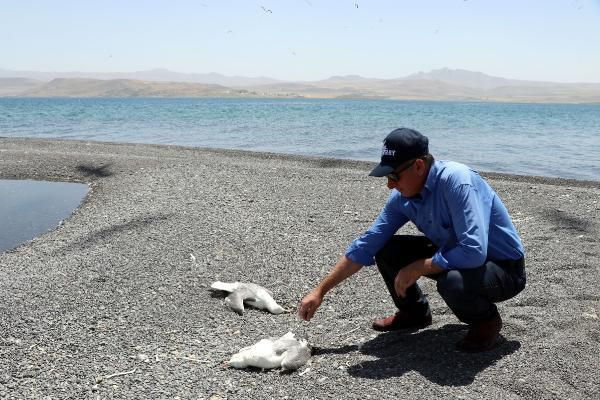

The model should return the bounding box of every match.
[415,158,427,175]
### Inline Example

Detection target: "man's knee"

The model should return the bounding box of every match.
[436,270,465,304]
[375,235,434,267]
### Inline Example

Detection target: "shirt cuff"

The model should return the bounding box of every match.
[345,247,375,266]
[431,250,451,270]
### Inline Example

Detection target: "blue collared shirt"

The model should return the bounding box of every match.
[345,160,525,270]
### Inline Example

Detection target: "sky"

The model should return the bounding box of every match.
[1,0,600,82]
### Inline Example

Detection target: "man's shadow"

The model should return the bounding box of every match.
[316,324,520,386]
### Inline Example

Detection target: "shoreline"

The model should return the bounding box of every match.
[2,136,599,189]
[0,137,598,399]
[3,95,600,105]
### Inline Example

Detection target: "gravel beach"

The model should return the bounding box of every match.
[1,138,598,399]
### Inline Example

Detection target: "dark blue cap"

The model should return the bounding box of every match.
[369,128,429,177]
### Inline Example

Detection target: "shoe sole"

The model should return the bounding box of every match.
[372,320,432,332]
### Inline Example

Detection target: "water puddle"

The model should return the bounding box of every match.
[0,179,89,253]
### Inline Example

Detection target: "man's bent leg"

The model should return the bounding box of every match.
[373,235,438,330]
[435,258,526,351]
[435,258,526,323]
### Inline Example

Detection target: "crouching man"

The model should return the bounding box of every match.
[299,128,526,352]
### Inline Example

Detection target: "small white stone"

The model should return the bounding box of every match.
[582,312,598,319]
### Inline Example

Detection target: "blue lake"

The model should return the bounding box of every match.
[0,97,599,181]
[0,180,89,253]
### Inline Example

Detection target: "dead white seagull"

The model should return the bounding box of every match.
[229,331,311,371]
[210,281,285,315]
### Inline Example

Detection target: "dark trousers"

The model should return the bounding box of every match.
[375,235,526,324]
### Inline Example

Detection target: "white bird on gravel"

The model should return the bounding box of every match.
[229,332,311,371]
[210,281,285,315]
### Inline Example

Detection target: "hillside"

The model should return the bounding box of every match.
[1,68,600,102]
[0,77,44,96]
[0,67,280,86]
[18,78,250,98]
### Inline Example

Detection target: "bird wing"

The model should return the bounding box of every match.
[210,281,240,292]
[244,283,285,314]
[224,286,255,315]
[229,338,285,369]
[281,341,311,371]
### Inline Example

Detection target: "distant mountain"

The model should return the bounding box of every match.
[253,78,483,100]
[0,77,44,96]
[404,68,559,90]
[113,68,282,87]
[0,68,281,87]
[237,74,600,102]
[19,78,253,97]
[2,67,599,102]
[317,75,379,83]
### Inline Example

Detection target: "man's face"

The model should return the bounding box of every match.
[386,158,427,197]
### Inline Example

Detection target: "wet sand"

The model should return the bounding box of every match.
[0,138,599,399]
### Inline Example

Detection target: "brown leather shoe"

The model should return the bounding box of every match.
[456,311,502,352]
[372,310,432,332]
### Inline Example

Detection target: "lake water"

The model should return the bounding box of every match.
[0,180,89,253]
[0,98,599,181]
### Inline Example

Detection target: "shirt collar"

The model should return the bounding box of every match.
[398,160,440,203]
[421,160,440,199]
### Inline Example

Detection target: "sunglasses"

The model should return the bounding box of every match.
[386,159,417,181]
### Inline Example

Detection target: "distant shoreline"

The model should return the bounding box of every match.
[2,136,599,187]
[3,69,600,103]
[2,95,600,105]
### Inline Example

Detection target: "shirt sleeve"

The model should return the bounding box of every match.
[431,183,489,269]
[345,192,409,266]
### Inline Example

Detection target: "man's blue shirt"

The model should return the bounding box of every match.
[345,160,525,269]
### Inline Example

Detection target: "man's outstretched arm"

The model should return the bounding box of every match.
[298,255,363,321]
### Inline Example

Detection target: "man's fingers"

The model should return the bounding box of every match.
[305,305,314,320]
[303,304,317,321]
[395,286,404,298]
[395,269,415,299]
[299,294,322,321]
[299,305,308,320]
[305,310,312,321]
[394,280,407,298]
[298,302,312,321]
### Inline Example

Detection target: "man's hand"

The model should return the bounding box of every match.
[394,264,422,298]
[297,256,363,321]
[394,258,444,297]
[298,290,323,321]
